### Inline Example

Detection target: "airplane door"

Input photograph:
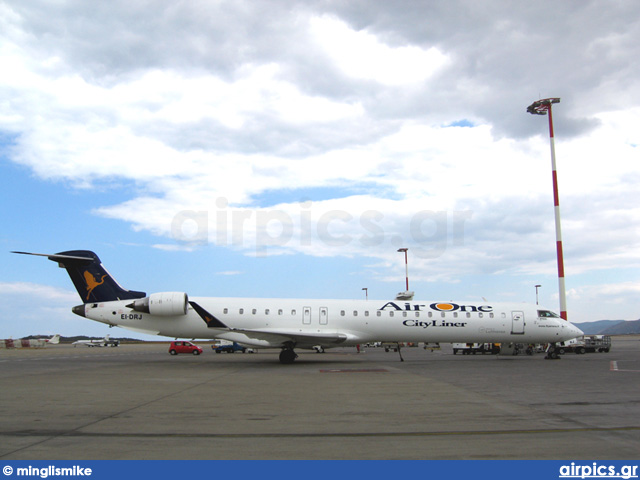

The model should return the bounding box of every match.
[319,307,328,325]
[511,311,525,334]
[303,307,311,325]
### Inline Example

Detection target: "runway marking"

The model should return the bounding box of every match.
[3,425,639,440]
[0,352,160,363]
[610,360,640,372]
[320,368,388,373]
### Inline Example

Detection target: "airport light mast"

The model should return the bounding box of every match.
[395,248,414,301]
[527,97,567,320]
[397,248,409,292]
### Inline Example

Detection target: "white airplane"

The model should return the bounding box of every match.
[72,334,119,347]
[45,334,61,344]
[0,334,60,349]
[13,250,583,363]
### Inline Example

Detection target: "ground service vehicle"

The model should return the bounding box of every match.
[452,343,500,355]
[213,341,254,353]
[557,335,611,354]
[169,341,203,355]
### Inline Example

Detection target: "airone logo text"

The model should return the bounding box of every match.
[379,302,493,313]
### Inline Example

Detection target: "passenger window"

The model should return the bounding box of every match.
[353,311,358,316]
[291,310,296,316]
[490,313,494,318]
[466,312,471,318]
[389,312,394,317]
[278,309,283,315]
[364,311,369,317]
[415,312,420,317]
[223,308,228,314]
[453,312,458,318]
[252,309,257,314]
[479,313,483,318]
[441,312,446,318]
[239,308,244,314]
[402,312,407,317]
[377,311,381,317]
[265,309,270,315]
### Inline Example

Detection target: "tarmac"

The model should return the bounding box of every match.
[0,336,638,460]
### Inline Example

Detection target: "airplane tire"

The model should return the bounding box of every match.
[279,349,297,364]
[545,350,560,360]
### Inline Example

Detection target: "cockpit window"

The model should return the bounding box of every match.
[538,310,560,318]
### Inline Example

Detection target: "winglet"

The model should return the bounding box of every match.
[189,301,228,329]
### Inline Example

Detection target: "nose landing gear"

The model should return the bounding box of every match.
[545,343,561,360]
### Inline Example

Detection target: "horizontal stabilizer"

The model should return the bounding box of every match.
[12,251,94,262]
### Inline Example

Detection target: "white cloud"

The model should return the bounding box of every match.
[309,15,449,85]
[0,282,78,303]
[2,1,640,324]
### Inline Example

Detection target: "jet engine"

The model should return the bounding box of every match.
[126,292,188,316]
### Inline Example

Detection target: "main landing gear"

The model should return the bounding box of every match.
[279,347,298,364]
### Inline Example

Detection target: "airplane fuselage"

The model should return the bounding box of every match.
[78,297,582,348]
[16,250,584,363]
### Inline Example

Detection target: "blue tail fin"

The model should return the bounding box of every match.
[13,250,146,303]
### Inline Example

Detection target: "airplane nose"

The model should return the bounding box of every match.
[566,322,583,338]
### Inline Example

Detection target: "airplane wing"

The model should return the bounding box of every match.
[189,301,348,348]
[227,328,348,348]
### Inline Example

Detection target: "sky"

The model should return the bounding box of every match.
[1,0,639,339]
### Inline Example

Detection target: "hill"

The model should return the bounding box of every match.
[573,320,624,335]
[573,319,640,335]
[601,319,640,335]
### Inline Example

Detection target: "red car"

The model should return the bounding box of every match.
[169,341,203,355]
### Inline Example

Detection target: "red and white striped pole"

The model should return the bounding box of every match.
[527,98,567,320]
